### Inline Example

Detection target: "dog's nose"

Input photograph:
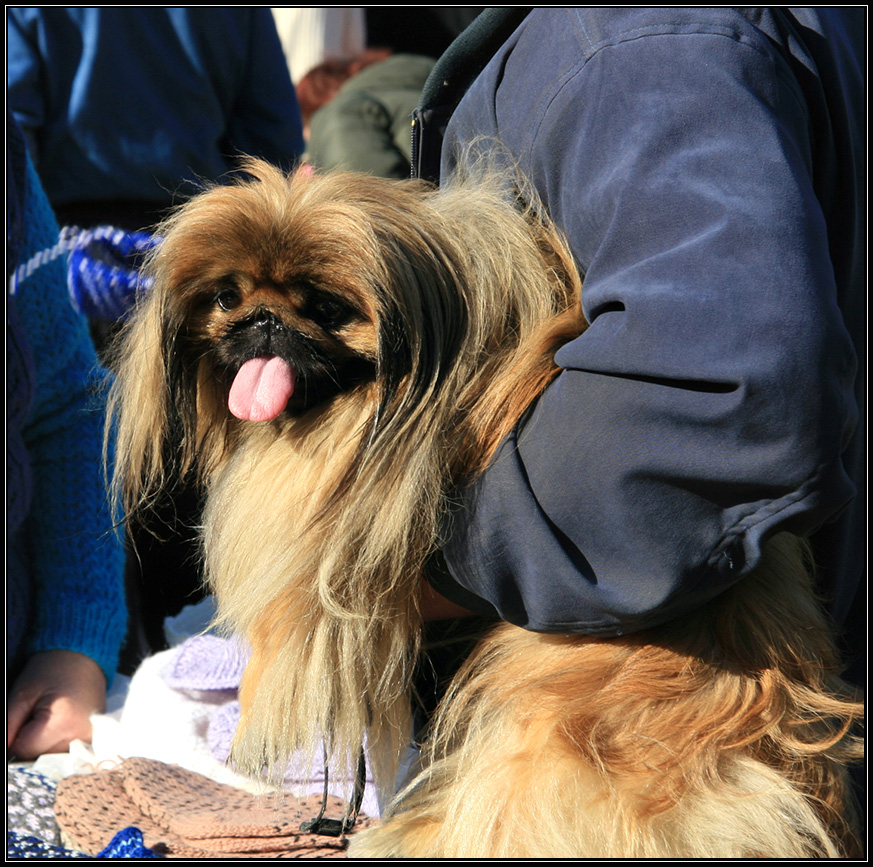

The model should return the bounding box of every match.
[245,307,284,334]
[250,307,282,330]
[230,308,285,353]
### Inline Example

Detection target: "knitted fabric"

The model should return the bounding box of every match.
[7,768,62,845]
[55,770,155,855]
[162,634,249,692]
[206,701,240,764]
[160,634,250,765]
[96,828,159,859]
[8,149,126,683]
[54,758,375,858]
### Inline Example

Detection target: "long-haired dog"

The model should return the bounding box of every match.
[108,160,863,858]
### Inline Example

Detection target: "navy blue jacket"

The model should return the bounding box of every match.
[416,8,864,638]
[7,8,304,209]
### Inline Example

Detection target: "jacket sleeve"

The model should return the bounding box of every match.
[437,13,858,634]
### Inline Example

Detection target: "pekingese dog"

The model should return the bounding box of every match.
[109,160,862,858]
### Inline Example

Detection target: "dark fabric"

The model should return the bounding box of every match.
[7,8,303,209]
[365,8,486,60]
[412,8,530,183]
[7,117,35,675]
[415,8,864,640]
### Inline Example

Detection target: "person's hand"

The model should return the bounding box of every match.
[420,580,475,621]
[7,650,107,760]
[421,550,479,621]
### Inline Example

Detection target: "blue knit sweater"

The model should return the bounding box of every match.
[7,145,126,683]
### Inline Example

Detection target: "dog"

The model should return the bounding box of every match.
[108,159,863,858]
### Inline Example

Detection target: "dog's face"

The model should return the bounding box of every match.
[157,177,403,431]
[141,163,476,448]
[183,251,379,422]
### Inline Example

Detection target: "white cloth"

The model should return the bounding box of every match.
[271,7,366,83]
[32,599,387,817]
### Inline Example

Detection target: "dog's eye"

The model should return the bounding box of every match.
[215,287,242,312]
[308,295,352,329]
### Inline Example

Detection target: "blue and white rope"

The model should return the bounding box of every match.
[10,225,159,320]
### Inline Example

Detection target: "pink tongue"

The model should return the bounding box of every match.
[228,356,296,422]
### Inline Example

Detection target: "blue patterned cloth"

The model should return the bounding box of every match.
[7,769,159,860]
[7,828,158,860]
[7,832,91,860]
[65,226,158,320]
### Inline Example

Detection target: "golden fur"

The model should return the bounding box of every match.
[108,160,862,858]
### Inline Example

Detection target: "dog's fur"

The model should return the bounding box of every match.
[109,160,863,858]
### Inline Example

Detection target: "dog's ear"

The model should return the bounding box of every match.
[372,229,469,426]
[106,282,202,523]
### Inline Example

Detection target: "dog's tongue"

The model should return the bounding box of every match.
[228,356,296,422]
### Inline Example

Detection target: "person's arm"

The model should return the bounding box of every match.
[224,8,305,170]
[6,8,48,162]
[8,156,126,757]
[436,10,858,634]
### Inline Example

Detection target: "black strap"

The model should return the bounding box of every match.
[299,745,368,839]
[412,8,531,183]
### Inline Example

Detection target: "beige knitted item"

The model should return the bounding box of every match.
[54,757,375,858]
[54,769,216,858]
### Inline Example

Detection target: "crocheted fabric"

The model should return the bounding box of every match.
[7,768,62,845]
[7,828,158,860]
[7,832,91,860]
[54,758,376,858]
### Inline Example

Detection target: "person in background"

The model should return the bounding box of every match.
[7,117,126,760]
[298,51,435,179]
[7,7,304,233]
[271,7,366,84]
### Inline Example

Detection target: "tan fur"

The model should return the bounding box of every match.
[108,160,862,858]
[355,536,862,858]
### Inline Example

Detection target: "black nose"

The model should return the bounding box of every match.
[227,308,286,355]
[249,307,283,330]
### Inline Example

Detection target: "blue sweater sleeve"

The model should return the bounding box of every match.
[16,157,127,681]
[439,9,859,633]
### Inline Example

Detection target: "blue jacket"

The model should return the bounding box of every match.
[7,8,304,209]
[416,9,864,637]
